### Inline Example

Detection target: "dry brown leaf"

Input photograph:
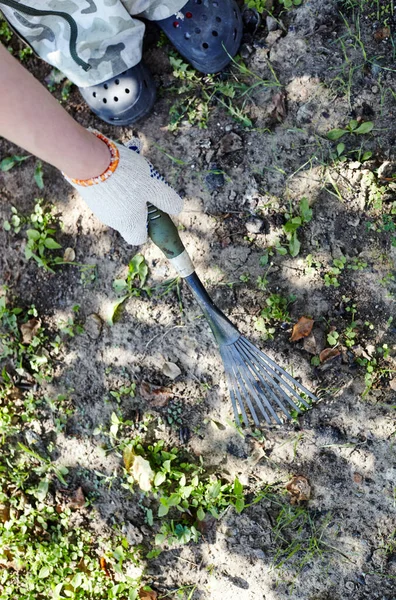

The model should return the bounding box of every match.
[374,27,390,41]
[389,378,396,391]
[0,504,10,523]
[140,382,172,407]
[66,487,85,509]
[290,317,314,342]
[286,475,311,505]
[100,557,111,578]
[63,247,76,262]
[270,91,287,122]
[319,347,340,363]
[20,318,41,344]
[139,588,157,599]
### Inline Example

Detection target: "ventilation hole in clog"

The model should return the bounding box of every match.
[114,97,118,102]
[103,83,108,90]
[92,91,96,98]
[115,79,119,85]
[195,27,201,33]
[103,98,107,103]
[216,16,221,22]
[173,20,180,27]
[203,42,209,49]
[185,32,191,39]
[186,11,192,17]
[195,0,202,4]
[212,30,218,36]
[213,0,218,5]
[202,14,207,20]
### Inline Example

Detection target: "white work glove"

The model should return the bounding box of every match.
[64,133,183,245]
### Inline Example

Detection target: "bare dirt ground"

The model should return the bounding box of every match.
[1,0,396,599]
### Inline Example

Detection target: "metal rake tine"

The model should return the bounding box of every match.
[220,346,243,426]
[222,346,250,428]
[242,337,317,402]
[236,340,290,422]
[240,338,316,406]
[239,339,304,414]
[239,339,301,415]
[236,350,279,425]
[228,347,263,427]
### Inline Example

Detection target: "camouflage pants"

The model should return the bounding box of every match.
[0,0,187,87]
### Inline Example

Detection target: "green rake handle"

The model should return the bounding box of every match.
[146,203,240,346]
[147,203,186,260]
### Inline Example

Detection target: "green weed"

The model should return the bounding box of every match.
[255,293,296,340]
[283,197,313,257]
[327,119,374,141]
[123,439,245,548]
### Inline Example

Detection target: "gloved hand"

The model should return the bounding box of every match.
[64,132,183,245]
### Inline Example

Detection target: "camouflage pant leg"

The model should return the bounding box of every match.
[0,0,187,87]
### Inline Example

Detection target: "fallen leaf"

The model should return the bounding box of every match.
[140,382,172,407]
[123,445,135,472]
[66,487,85,509]
[139,588,157,600]
[84,313,102,340]
[124,447,154,492]
[290,317,314,342]
[0,504,10,523]
[100,557,111,578]
[269,91,287,122]
[389,379,396,391]
[286,475,311,505]
[162,361,182,380]
[319,347,341,363]
[374,27,390,41]
[63,247,75,262]
[20,318,41,344]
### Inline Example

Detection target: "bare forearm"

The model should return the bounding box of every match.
[0,43,110,179]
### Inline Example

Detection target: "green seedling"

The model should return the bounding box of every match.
[327,330,340,346]
[327,119,374,140]
[283,197,313,257]
[4,201,62,272]
[109,254,151,325]
[58,305,84,337]
[255,293,296,340]
[167,399,183,427]
[0,154,30,172]
[356,343,394,397]
[109,382,136,403]
[324,256,347,287]
[0,293,51,380]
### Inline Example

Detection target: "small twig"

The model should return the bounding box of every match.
[144,324,189,350]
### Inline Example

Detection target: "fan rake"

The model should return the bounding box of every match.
[147,204,317,427]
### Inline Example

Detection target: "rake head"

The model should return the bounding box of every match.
[184,271,318,428]
[220,336,317,427]
[146,205,318,428]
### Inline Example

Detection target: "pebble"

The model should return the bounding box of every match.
[266,16,278,31]
[162,361,182,380]
[246,218,264,234]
